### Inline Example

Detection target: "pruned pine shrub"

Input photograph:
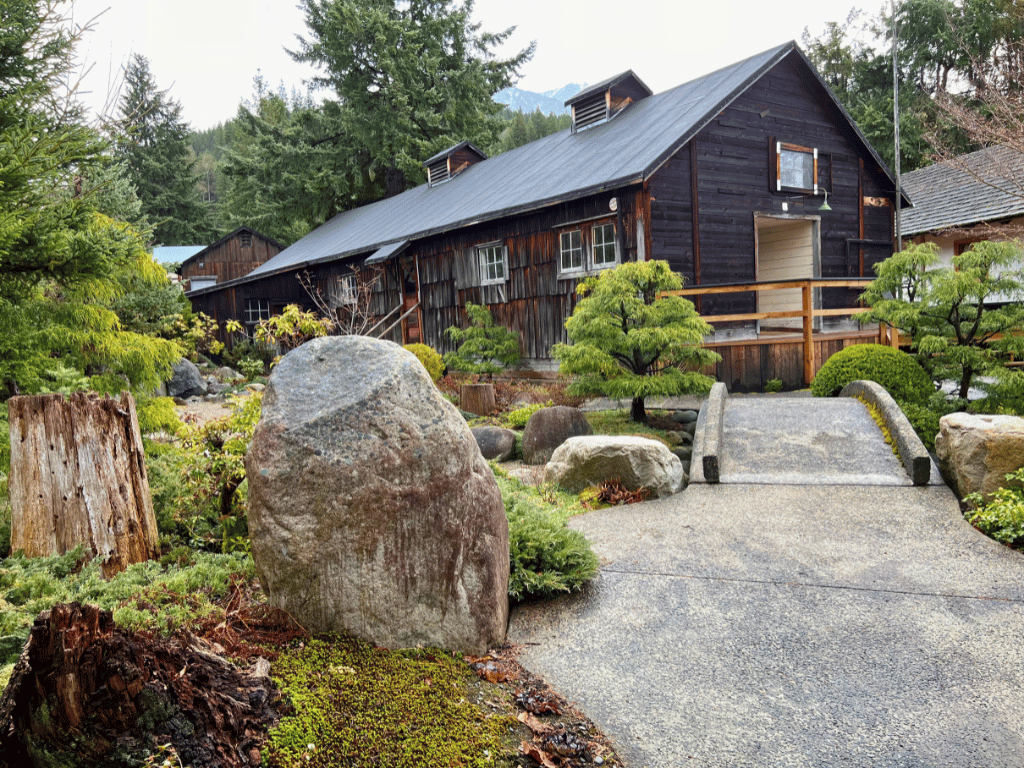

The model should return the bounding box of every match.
[136,396,182,435]
[495,474,598,602]
[965,468,1024,546]
[811,344,934,403]
[403,343,444,382]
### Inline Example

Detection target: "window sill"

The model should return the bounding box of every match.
[557,265,618,280]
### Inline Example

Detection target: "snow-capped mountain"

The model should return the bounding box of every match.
[493,83,588,115]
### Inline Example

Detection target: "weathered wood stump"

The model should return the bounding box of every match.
[0,603,280,768]
[7,392,159,576]
[460,382,496,416]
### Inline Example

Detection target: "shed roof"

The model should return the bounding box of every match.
[154,245,204,264]
[231,41,901,287]
[900,146,1024,235]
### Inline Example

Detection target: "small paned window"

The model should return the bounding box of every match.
[245,299,270,324]
[776,142,817,192]
[478,243,507,285]
[560,230,584,273]
[329,274,357,306]
[592,223,618,268]
[240,231,253,248]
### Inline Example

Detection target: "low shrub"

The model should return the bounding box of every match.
[495,473,598,602]
[221,337,276,372]
[236,356,265,380]
[811,344,934,403]
[0,547,254,666]
[897,392,958,452]
[764,378,784,393]
[135,396,182,435]
[504,401,551,429]
[965,467,1024,547]
[404,343,444,382]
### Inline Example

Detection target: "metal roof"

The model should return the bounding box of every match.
[154,245,205,264]
[242,41,902,285]
[900,146,1024,235]
[365,239,410,265]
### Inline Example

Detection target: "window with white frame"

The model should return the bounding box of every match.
[478,242,508,285]
[591,222,618,268]
[559,229,584,273]
[558,222,618,276]
[328,274,357,307]
[776,141,817,192]
[245,298,270,324]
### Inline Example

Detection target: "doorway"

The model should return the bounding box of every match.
[754,216,820,332]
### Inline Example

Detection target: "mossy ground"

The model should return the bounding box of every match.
[266,638,522,768]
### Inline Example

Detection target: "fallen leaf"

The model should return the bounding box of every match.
[518,710,553,735]
[521,741,558,768]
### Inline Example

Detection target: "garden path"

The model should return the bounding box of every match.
[509,399,1024,767]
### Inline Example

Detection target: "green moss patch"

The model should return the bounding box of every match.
[266,637,518,767]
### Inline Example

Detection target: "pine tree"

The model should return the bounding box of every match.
[117,54,215,245]
[291,0,534,196]
[552,261,720,423]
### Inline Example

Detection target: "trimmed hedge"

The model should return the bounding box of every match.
[811,344,933,403]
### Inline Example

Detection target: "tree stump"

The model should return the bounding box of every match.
[0,603,280,768]
[460,383,496,416]
[7,392,159,576]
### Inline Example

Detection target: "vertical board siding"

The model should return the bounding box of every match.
[181,232,282,286]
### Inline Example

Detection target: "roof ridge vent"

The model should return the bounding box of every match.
[565,70,653,134]
[423,141,488,187]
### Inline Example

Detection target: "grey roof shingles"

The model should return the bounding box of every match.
[901,146,1024,235]
[228,41,898,288]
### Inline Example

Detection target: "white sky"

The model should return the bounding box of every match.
[68,0,863,131]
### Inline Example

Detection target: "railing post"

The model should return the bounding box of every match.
[802,281,815,385]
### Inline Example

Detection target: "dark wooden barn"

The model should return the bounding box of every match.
[186,42,909,389]
[178,227,284,292]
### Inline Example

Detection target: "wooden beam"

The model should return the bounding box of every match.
[690,140,702,311]
[803,282,815,385]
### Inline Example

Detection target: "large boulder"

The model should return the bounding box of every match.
[245,336,509,653]
[166,358,207,399]
[521,406,593,465]
[471,426,517,462]
[544,435,684,498]
[935,412,1024,501]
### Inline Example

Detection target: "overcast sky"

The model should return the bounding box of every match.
[69,0,865,131]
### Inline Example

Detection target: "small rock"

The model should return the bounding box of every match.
[595,757,604,765]
[522,406,593,465]
[172,396,188,406]
[167,358,208,399]
[672,409,699,424]
[663,431,683,446]
[246,383,265,393]
[680,420,697,436]
[672,446,692,461]
[471,426,517,462]
[214,365,244,382]
[206,380,229,395]
[545,435,683,497]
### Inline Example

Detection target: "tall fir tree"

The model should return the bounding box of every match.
[117,54,215,245]
[0,3,179,397]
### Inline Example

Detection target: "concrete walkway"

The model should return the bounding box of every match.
[508,401,1024,767]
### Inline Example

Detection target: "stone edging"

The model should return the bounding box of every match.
[840,380,931,486]
[700,382,728,484]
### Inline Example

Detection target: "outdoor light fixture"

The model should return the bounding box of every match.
[817,190,831,212]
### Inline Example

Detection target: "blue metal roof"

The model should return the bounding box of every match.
[241,41,899,284]
[154,245,205,263]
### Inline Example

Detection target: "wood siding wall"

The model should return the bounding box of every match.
[181,233,282,287]
[649,54,895,317]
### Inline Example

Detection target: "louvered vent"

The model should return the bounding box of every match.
[427,158,450,186]
[572,94,608,133]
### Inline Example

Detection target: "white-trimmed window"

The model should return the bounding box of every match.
[245,299,270,324]
[328,274,357,307]
[558,222,618,276]
[559,230,584,273]
[478,242,508,285]
[776,141,818,192]
[592,222,618,268]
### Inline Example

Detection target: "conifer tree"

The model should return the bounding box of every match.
[0,3,179,397]
[553,261,720,423]
[117,54,215,245]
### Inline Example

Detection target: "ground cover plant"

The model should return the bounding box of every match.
[964,468,1024,547]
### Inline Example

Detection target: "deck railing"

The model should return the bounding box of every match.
[661,278,898,385]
